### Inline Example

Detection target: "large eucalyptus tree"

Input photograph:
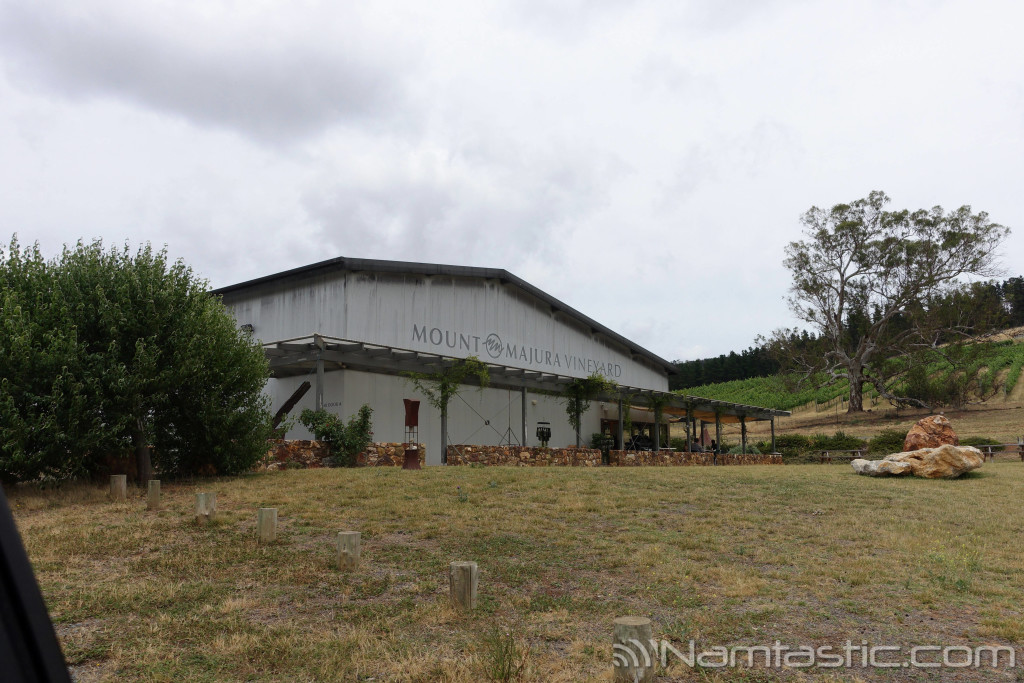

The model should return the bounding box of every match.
[770,191,1008,412]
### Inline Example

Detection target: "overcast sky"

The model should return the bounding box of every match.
[2,0,1021,363]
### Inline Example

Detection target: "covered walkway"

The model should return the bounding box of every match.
[264,334,790,455]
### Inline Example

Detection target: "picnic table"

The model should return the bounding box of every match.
[815,441,1024,464]
[975,442,1024,462]
[815,449,866,464]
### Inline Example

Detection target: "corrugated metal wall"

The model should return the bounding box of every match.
[225,270,667,389]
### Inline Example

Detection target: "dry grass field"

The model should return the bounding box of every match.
[744,401,1024,447]
[9,462,1024,682]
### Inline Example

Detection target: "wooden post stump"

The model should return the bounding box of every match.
[337,531,360,570]
[195,492,217,525]
[109,475,127,501]
[613,616,654,682]
[258,508,277,543]
[448,561,478,610]
[147,480,161,510]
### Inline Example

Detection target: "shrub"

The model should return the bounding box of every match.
[758,434,813,458]
[775,434,812,450]
[481,625,528,682]
[299,405,373,467]
[0,238,272,483]
[727,444,761,455]
[960,436,1002,447]
[809,431,867,451]
[868,429,908,454]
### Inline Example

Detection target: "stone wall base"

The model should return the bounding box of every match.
[447,445,603,466]
[446,445,783,467]
[263,440,426,469]
[609,450,782,466]
[263,441,781,469]
[358,443,427,467]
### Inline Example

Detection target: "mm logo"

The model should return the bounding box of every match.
[484,333,503,359]
[613,639,656,671]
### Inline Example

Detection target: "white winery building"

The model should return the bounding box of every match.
[213,258,786,464]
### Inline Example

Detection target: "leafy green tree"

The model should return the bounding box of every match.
[769,191,1009,412]
[0,237,273,483]
[405,356,490,464]
[1004,276,1024,326]
[0,240,98,482]
[561,373,616,448]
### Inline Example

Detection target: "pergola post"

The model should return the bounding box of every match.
[715,412,722,462]
[652,402,661,452]
[685,407,692,452]
[617,396,624,450]
[740,416,747,454]
[521,387,528,447]
[315,359,324,411]
[771,417,776,453]
[314,334,325,412]
[315,365,324,412]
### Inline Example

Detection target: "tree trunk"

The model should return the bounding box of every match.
[847,367,865,413]
[441,407,448,465]
[574,406,581,448]
[132,421,152,485]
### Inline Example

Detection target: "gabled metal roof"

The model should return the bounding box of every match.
[265,334,789,423]
[210,256,678,375]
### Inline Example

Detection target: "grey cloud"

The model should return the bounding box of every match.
[301,144,617,268]
[0,2,413,144]
[659,119,800,207]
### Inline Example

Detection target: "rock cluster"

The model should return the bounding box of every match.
[851,444,984,479]
[903,415,959,451]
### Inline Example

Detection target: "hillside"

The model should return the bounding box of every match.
[682,329,1024,444]
[682,329,1024,410]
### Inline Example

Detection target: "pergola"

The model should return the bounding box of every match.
[264,334,790,453]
